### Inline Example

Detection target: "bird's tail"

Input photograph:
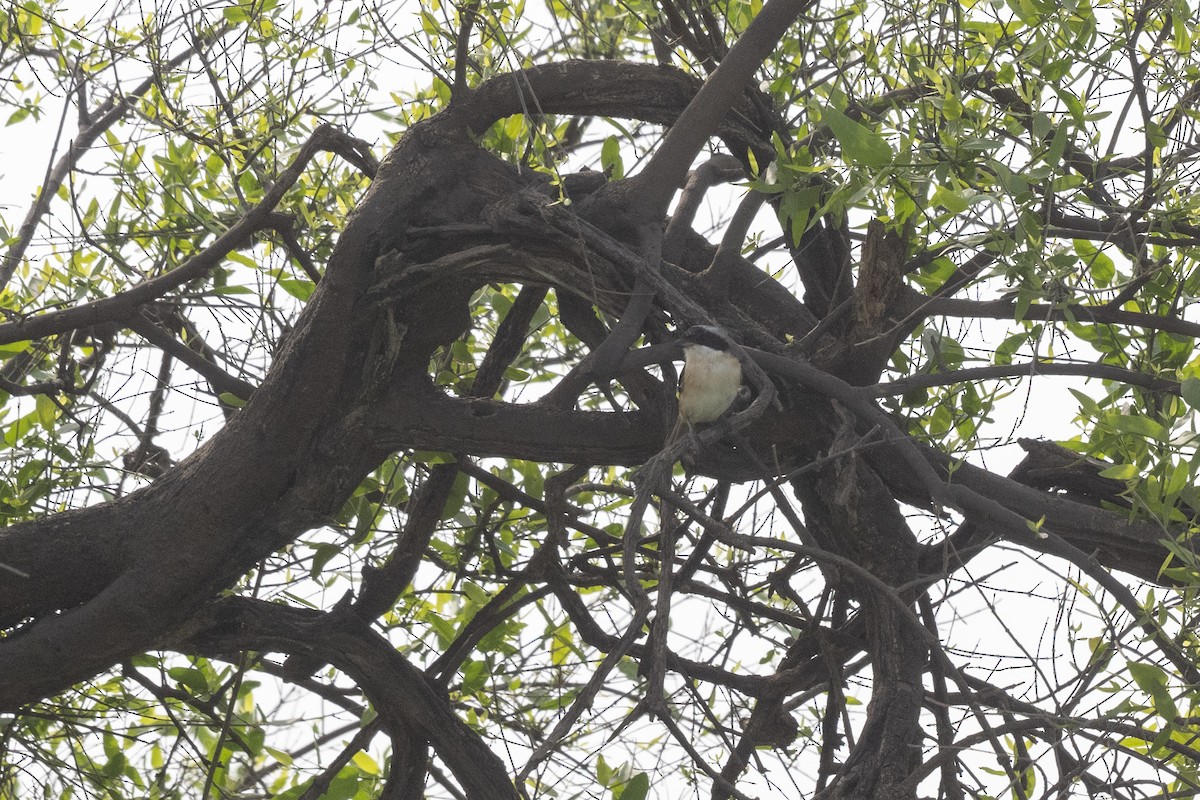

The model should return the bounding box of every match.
[664,413,687,449]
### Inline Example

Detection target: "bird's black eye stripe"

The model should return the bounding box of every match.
[684,326,730,351]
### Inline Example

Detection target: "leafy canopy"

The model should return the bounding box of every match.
[3,0,1200,798]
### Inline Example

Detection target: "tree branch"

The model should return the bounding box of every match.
[0,124,368,345]
[178,597,519,800]
[0,25,230,289]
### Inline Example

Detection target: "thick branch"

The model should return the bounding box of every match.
[178,597,519,800]
[926,296,1200,341]
[628,0,808,220]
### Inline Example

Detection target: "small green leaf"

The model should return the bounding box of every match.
[1098,463,1138,480]
[823,106,894,168]
[463,581,490,606]
[6,106,30,126]
[596,755,612,786]
[168,666,210,695]
[0,340,31,358]
[1025,515,1047,539]
[1146,120,1167,150]
[440,470,470,520]
[931,184,970,214]
[618,773,650,800]
[1127,661,1179,721]
[1044,122,1069,166]
[227,251,258,269]
[1110,414,1168,441]
[35,394,56,430]
[278,278,315,301]
[102,751,127,777]
[601,135,624,180]
[264,746,294,766]
[503,366,530,381]
[461,659,489,693]
[309,542,341,578]
[1031,112,1052,139]
[219,391,247,408]
[1182,377,1200,409]
[1069,388,1101,416]
[351,751,379,775]
[1013,291,1033,323]
[1174,13,1192,54]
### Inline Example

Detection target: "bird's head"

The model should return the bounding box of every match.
[678,325,731,352]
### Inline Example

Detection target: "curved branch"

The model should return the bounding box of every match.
[451,59,770,162]
[179,597,519,800]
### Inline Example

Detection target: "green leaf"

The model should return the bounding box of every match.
[1069,388,1101,416]
[1043,122,1069,166]
[1127,661,1179,721]
[35,394,56,430]
[322,768,360,800]
[1098,463,1138,480]
[167,666,210,695]
[440,471,470,520]
[931,184,970,214]
[309,542,341,578]
[823,106,894,168]
[1146,120,1167,150]
[503,366,530,381]
[461,659,489,693]
[549,622,574,665]
[1031,112,1052,140]
[1110,414,1168,442]
[463,581,490,606]
[1013,291,1033,323]
[264,746,293,766]
[227,251,258,269]
[213,284,255,295]
[103,729,121,759]
[1074,239,1115,286]
[351,751,379,775]
[596,755,612,786]
[1174,13,1192,54]
[601,135,624,180]
[101,751,126,777]
[0,340,31,358]
[618,773,649,800]
[278,278,315,301]
[1181,377,1200,409]
[6,106,30,126]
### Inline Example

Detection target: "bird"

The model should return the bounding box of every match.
[666,325,743,447]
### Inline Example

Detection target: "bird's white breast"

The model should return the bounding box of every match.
[680,345,742,424]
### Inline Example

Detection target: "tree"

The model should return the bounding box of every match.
[3,0,1200,796]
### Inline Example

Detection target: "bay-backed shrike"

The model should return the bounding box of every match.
[666,325,743,446]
